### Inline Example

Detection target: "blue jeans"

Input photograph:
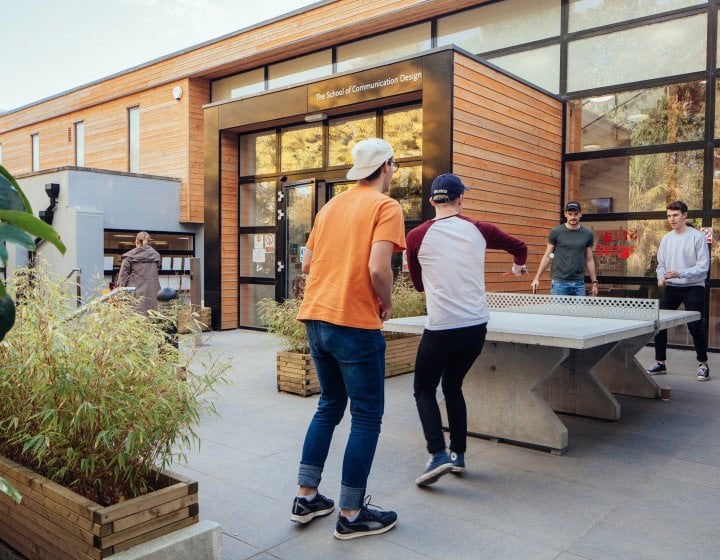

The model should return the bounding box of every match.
[297,320,386,510]
[551,279,586,296]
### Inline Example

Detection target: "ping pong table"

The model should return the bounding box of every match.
[383,293,699,453]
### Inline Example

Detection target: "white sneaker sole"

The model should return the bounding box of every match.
[415,463,453,486]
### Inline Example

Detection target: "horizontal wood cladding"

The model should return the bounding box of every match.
[219,131,239,330]
[0,0,490,132]
[185,79,211,223]
[451,54,563,294]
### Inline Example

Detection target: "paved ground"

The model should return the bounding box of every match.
[170,329,720,560]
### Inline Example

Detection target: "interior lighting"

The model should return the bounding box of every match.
[304,113,328,123]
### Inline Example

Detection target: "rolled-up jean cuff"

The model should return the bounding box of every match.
[297,463,323,489]
[339,484,366,510]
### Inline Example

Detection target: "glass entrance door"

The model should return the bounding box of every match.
[282,179,314,299]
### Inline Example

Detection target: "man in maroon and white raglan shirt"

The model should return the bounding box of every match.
[406,173,528,487]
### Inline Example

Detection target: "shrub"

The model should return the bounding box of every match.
[0,268,230,506]
[257,273,426,350]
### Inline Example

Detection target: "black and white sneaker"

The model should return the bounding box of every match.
[647,362,667,375]
[697,363,710,382]
[290,493,335,524]
[334,497,397,540]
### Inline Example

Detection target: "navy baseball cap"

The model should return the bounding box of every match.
[565,201,582,212]
[430,173,470,202]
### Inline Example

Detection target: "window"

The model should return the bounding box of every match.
[566,150,704,214]
[437,0,560,54]
[567,81,706,152]
[128,107,139,173]
[569,0,706,33]
[567,14,706,92]
[336,23,431,73]
[488,44,560,94]
[31,133,39,172]
[75,121,85,166]
[268,50,332,90]
[212,68,265,102]
[240,131,277,176]
[280,123,323,172]
[328,114,376,166]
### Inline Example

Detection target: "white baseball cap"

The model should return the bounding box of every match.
[346,138,394,180]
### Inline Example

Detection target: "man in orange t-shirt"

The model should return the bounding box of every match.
[290,138,405,540]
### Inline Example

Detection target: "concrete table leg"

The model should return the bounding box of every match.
[538,341,621,420]
[442,341,570,452]
[593,333,659,398]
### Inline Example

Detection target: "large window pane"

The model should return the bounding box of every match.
[487,44,560,94]
[240,181,276,227]
[437,0,560,54]
[713,150,720,208]
[328,114,376,166]
[269,50,332,90]
[336,23,431,73]
[383,106,422,158]
[128,107,139,173]
[567,15,706,92]
[240,233,275,278]
[239,283,275,328]
[240,131,277,176]
[569,0,706,33]
[212,68,265,102]
[711,218,720,277]
[281,124,323,172]
[567,81,706,152]
[389,164,422,221]
[709,288,720,348]
[585,218,703,277]
[566,151,703,213]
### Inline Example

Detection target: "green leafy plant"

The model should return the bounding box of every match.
[257,273,426,350]
[0,164,66,504]
[0,267,230,506]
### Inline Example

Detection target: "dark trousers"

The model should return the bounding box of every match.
[413,323,487,455]
[654,285,707,363]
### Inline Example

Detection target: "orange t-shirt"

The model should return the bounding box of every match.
[297,186,406,329]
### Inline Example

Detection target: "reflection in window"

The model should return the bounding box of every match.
[269,50,332,90]
[566,150,703,213]
[212,68,265,102]
[383,106,422,158]
[487,45,560,94]
[281,124,323,172]
[240,131,277,176]
[240,182,276,227]
[569,0,705,33]
[711,219,720,278]
[567,14,706,92]
[328,115,376,166]
[713,150,720,208]
[240,233,275,278]
[389,165,422,221]
[586,219,673,278]
[567,81,705,152]
[336,23,431,73]
[437,0,560,54]
[239,284,275,328]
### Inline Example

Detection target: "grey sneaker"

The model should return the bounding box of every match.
[334,497,397,540]
[450,451,465,474]
[647,362,667,375]
[415,451,453,486]
[697,363,710,381]
[290,493,335,524]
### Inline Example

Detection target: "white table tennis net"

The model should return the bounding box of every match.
[486,292,659,321]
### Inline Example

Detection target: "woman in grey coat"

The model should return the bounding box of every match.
[118,231,161,315]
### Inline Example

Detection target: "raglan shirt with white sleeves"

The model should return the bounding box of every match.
[406,214,527,331]
[656,227,709,287]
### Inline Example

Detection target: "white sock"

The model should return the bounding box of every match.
[298,492,317,501]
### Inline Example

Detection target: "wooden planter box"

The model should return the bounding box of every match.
[0,455,198,560]
[277,334,421,397]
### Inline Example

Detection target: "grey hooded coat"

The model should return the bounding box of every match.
[118,244,162,315]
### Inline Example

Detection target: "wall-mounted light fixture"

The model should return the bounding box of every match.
[304,113,327,123]
[39,183,60,224]
[172,86,183,100]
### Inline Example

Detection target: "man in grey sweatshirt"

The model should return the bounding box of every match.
[646,201,710,381]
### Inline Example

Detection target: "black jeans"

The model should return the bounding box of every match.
[413,323,487,455]
[654,285,707,363]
